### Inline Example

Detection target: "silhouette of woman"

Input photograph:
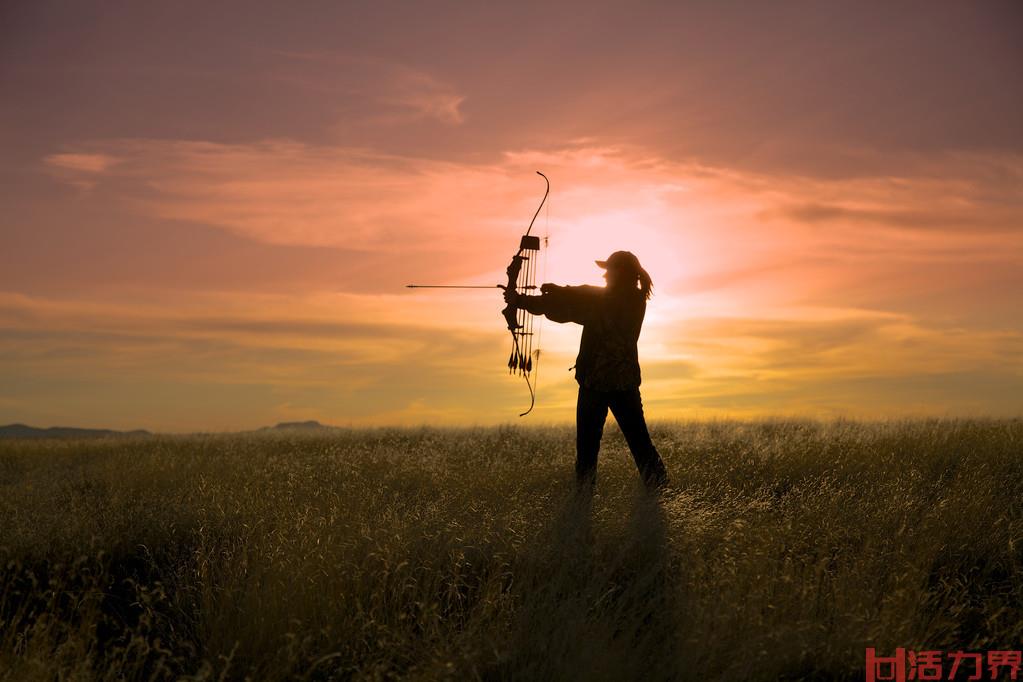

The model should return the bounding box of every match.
[505,251,669,491]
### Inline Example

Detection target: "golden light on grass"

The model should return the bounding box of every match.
[3,420,1022,678]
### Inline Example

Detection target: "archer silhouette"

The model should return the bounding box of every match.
[505,251,669,491]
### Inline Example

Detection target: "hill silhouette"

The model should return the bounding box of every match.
[256,420,340,432]
[0,420,339,439]
[0,423,152,439]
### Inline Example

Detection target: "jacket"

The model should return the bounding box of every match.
[520,284,646,391]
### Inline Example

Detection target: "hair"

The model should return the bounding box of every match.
[637,266,653,300]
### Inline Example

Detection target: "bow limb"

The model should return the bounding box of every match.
[525,171,549,238]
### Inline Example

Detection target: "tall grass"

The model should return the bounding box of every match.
[1,419,1021,680]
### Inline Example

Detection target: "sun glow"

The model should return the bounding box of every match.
[4,0,1021,430]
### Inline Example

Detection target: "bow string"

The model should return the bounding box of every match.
[500,171,549,416]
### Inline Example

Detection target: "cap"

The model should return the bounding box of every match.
[595,250,642,274]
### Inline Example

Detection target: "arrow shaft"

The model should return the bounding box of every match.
[406,284,536,289]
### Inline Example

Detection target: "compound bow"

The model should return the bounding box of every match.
[407,171,549,416]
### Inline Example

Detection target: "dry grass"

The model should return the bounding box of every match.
[1,419,1021,680]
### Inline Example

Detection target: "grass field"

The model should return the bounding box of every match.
[1,419,1022,681]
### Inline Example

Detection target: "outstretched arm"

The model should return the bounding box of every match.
[505,283,600,325]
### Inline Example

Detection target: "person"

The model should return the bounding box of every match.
[504,250,669,491]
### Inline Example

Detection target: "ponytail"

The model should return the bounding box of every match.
[637,267,653,300]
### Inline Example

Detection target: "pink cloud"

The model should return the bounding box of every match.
[44,152,119,173]
[20,140,1023,427]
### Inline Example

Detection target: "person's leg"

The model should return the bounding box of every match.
[608,387,668,489]
[576,385,609,488]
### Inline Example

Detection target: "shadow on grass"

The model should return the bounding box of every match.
[491,488,681,681]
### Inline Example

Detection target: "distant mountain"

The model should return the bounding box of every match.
[0,421,338,440]
[260,420,334,431]
[0,423,152,440]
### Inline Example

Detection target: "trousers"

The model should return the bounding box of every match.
[576,384,668,488]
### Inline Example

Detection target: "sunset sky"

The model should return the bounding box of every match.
[2,2,1021,431]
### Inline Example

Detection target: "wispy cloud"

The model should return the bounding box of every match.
[44,153,119,173]
[377,67,466,125]
[271,52,466,126]
[6,2,1022,429]
[42,152,120,191]
[0,290,530,429]
[21,141,1023,427]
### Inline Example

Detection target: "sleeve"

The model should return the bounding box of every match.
[519,284,601,325]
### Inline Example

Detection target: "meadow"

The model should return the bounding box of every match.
[1,419,1021,681]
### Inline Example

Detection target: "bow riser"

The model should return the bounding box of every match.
[500,235,542,333]
[502,241,541,377]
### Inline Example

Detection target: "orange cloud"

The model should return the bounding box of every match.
[15,142,1023,428]
[6,3,1022,430]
